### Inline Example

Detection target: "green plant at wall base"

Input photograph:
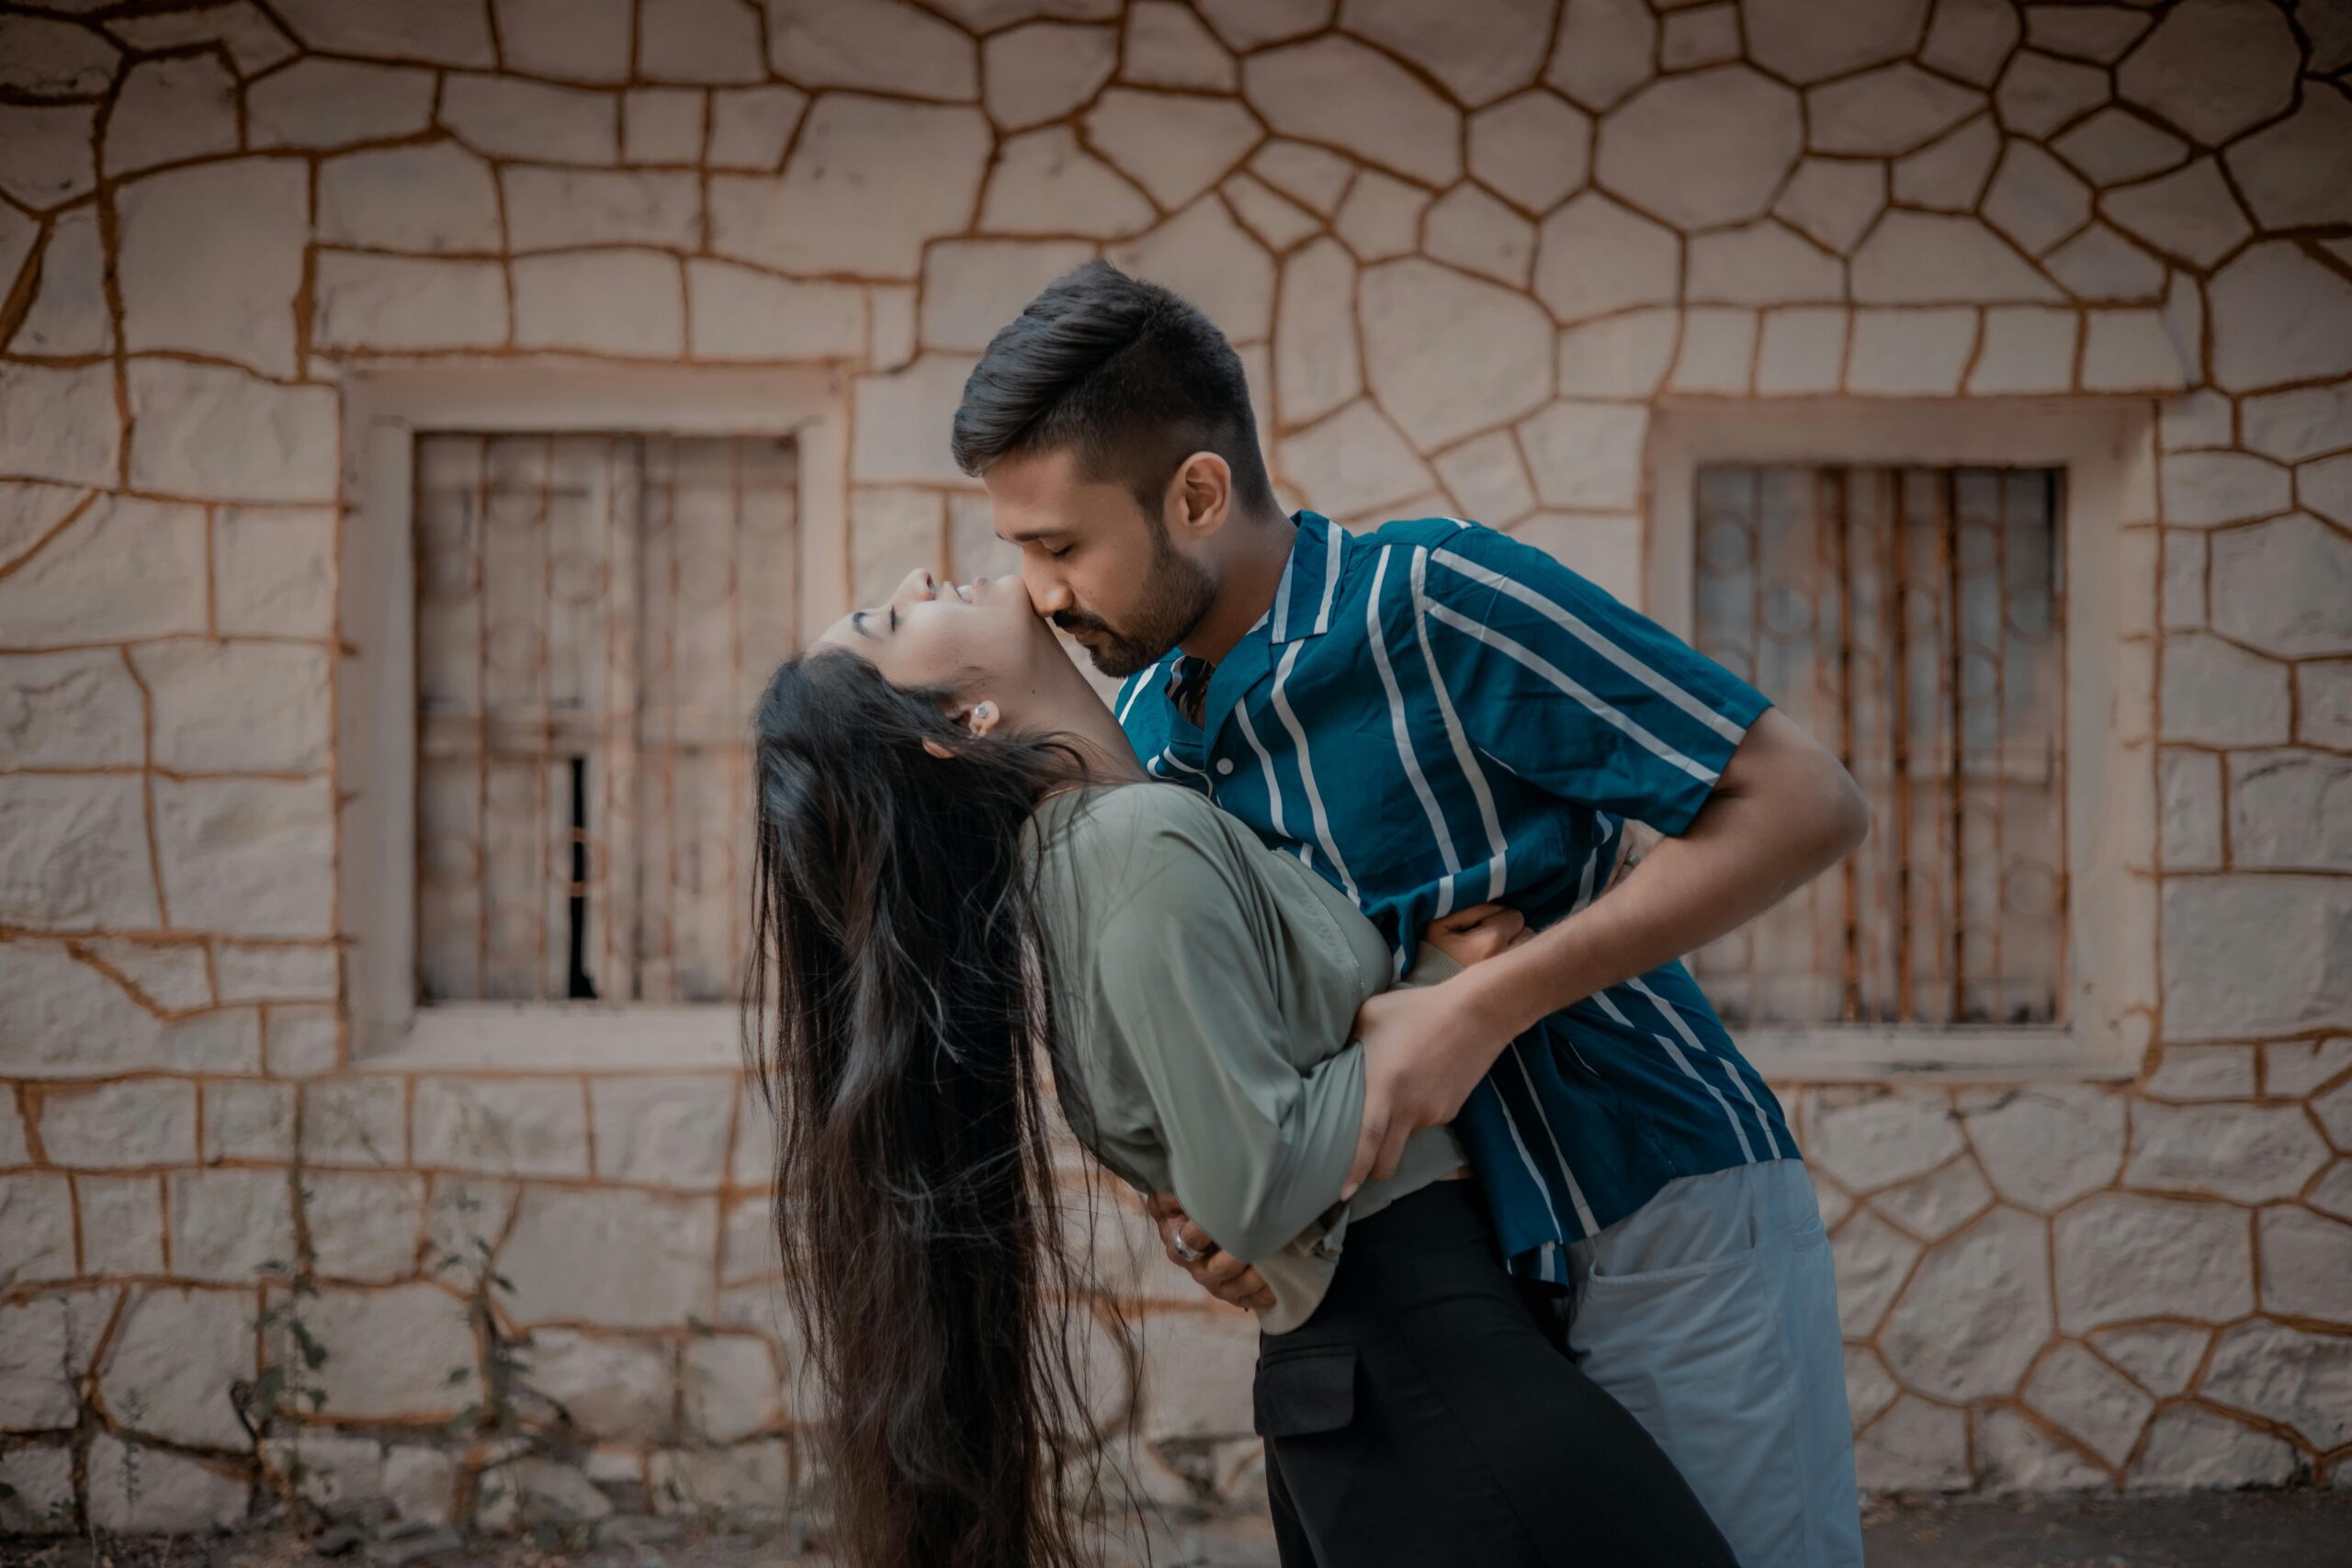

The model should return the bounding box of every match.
[250,1266,330,1429]
[435,1201,544,1440]
[242,1160,334,1520]
[434,1192,584,1531]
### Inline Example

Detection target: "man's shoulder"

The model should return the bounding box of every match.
[1354,513,1487,555]
[1344,515,1566,607]
[1351,514,1545,574]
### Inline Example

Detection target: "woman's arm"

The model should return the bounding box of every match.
[1084,824,1367,1264]
[1148,900,1531,1301]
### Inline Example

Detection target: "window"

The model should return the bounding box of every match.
[338,367,848,1063]
[1645,402,2154,1081]
[411,433,797,1007]
[1687,466,2066,1032]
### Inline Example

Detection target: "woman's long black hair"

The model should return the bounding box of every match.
[742,646,1125,1568]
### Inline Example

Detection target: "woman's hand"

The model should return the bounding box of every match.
[1145,1194,1275,1313]
[1421,902,1531,967]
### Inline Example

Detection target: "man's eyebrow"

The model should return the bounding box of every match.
[996,522,1062,544]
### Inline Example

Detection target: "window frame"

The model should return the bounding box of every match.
[1646,400,2157,1084]
[339,365,851,1066]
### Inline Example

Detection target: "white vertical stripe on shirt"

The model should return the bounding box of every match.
[1409,547,1508,902]
[1268,641,1358,902]
[1480,1077,1565,1239]
[1271,554,1296,644]
[1366,550,1461,916]
[1434,850,1509,926]
[1425,602,1723,785]
[1155,746,1204,777]
[1510,1043,1601,1235]
[1116,661,1163,726]
[1432,546,1747,743]
[1722,1057,1785,1159]
[1231,701,1289,840]
[1312,515,1343,635]
[1592,988,1758,1163]
[1628,975,1781,1160]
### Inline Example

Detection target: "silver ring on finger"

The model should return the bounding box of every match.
[1170,1234,1208,1266]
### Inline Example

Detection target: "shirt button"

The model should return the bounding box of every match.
[1216,758,1235,776]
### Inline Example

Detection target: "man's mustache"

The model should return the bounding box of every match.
[1051,609,1113,637]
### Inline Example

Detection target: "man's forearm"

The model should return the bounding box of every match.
[1450,710,1868,1046]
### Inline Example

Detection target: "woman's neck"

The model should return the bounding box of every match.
[1025,669,1151,785]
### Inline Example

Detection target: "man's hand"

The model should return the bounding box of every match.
[1341,977,1517,1200]
[1144,1194,1274,1312]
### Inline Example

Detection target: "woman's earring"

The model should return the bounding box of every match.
[970,701,999,735]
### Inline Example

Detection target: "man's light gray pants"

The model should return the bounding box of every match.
[1567,1157,1865,1568]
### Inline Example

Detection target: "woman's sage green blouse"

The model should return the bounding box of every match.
[1029,784,1468,1334]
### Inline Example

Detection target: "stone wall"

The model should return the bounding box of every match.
[3,0,2350,1537]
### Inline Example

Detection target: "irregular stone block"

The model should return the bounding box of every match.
[0,775,158,931]
[2053,1192,2253,1330]
[99,1286,254,1449]
[1362,259,1551,449]
[39,1079,196,1169]
[117,158,308,377]
[169,1168,298,1284]
[248,59,435,149]
[589,1075,734,1189]
[1598,66,1801,231]
[1243,36,1461,186]
[2161,874,2352,1040]
[127,361,338,503]
[498,1187,718,1328]
[1880,1206,2051,1402]
[154,776,336,938]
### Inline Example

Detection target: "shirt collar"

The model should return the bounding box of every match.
[1268,511,1347,646]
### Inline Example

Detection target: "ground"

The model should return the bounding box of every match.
[6,1495,2351,1568]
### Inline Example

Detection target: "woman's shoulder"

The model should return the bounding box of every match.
[1038,784,1252,919]
[1051,781,1236,855]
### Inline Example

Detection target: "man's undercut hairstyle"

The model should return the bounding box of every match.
[952,261,1277,518]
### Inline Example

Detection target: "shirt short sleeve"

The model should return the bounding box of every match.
[1418,524,1770,835]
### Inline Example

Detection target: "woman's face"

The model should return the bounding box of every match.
[815,567,1072,725]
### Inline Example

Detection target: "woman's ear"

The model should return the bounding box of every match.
[922,701,999,760]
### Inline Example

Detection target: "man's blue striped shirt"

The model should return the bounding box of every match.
[1114,511,1797,1282]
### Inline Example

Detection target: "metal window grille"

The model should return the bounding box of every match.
[413,433,798,1006]
[1690,465,2067,1029]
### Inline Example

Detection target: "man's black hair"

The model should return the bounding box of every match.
[950,260,1276,517]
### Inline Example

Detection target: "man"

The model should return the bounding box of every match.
[955,261,1869,1567]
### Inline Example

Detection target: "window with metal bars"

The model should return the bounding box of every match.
[412,433,798,1006]
[1689,465,2067,1031]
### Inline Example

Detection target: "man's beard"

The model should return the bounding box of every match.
[1054,526,1216,678]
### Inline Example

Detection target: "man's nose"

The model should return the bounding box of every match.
[1024,563,1071,617]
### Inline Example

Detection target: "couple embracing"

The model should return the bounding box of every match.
[743,261,1870,1568]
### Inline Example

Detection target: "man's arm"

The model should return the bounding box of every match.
[1341,705,1868,1195]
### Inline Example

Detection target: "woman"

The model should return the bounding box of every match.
[743,567,1736,1568]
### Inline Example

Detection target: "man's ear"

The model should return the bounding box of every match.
[1169,450,1233,539]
